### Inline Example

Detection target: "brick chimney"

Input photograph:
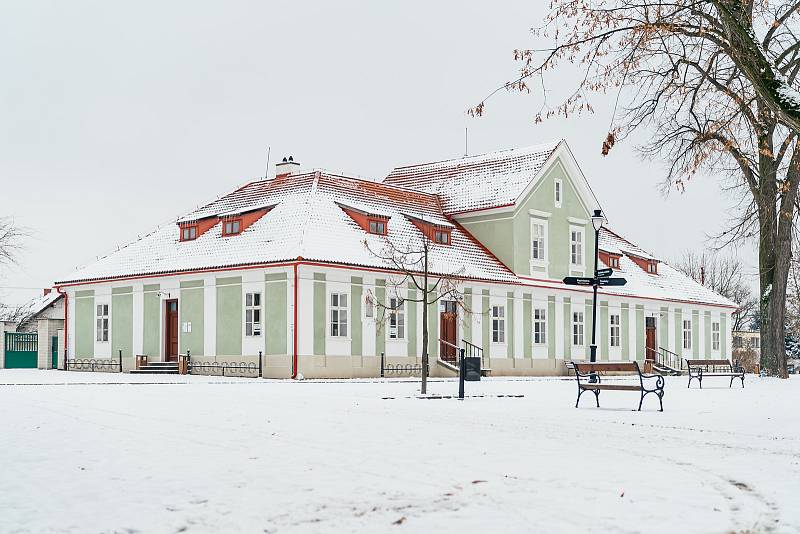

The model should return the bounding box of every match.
[275,156,301,178]
[43,288,52,296]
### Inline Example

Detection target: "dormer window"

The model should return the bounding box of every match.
[181,225,198,241]
[223,219,242,236]
[368,219,387,235]
[647,261,658,274]
[610,256,619,268]
[434,229,451,244]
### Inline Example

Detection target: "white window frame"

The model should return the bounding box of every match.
[569,226,585,269]
[329,292,349,338]
[554,178,563,208]
[683,319,692,350]
[610,314,621,347]
[751,336,760,349]
[533,307,546,345]
[96,303,109,342]
[573,311,584,346]
[712,321,720,351]
[388,296,405,340]
[491,305,506,343]
[530,218,548,266]
[245,292,262,337]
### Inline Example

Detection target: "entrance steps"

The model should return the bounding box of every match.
[129,361,179,374]
[652,361,683,376]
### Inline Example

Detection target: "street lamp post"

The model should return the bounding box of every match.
[589,209,606,382]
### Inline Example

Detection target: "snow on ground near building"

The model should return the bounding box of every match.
[1,371,798,533]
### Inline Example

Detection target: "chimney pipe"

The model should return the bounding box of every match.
[275,155,301,178]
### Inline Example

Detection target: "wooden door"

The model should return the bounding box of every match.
[165,299,179,362]
[645,317,657,361]
[439,301,457,362]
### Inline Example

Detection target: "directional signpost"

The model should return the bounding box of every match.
[563,273,627,288]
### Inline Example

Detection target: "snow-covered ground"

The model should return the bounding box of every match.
[1,371,797,533]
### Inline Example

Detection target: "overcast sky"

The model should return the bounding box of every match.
[0,1,754,305]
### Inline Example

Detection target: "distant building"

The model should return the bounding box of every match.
[17,290,64,332]
[732,330,760,354]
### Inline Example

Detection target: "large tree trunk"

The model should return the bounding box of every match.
[421,247,429,394]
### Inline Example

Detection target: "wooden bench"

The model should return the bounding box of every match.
[570,361,664,411]
[684,359,745,389]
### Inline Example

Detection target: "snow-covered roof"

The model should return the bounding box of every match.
[383,141,562,213]
[57,172,515,284]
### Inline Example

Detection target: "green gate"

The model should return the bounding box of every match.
[51,336,59,368]
[4,332,38,369]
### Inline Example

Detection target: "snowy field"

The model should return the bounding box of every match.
[1,371,798,533]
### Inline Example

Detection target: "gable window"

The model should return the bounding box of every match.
[388,297,405,339]
[683,319,692,350]
[570,228,584,267]
[368,219,387,235]
[434,229,450,244]
[531,220,547,263]
[647,261,657,274]
[533,308,546,345]
[491,305,505,343]
[330,292,348,337]
[572,311,584,346]
[96,304,109,342]
[610,314,621,347]
[712,321,720,351]
[554,179,563,208]
[181,226,198,241]
[223,219,242,236]
[609,256,619,268]
[245,292,261,336]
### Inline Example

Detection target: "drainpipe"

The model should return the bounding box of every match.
[292,259,300,378]
[56,286,68,369]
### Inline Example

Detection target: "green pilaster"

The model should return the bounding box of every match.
[563,297,572,357]
[375,280,385,358]
[216,277,242,357]
[313,273,326,356]
[704,311,712,358]
[407,286,417,358]
[507,292,515,358]
[351,277,363,357]
[143,284,160,357]
[621,303,630,360]
[111,287,133,359]
[180,280,204,356]
[674,308,683,357]
[482,290,490,358]
[547,296,556,359]
[523,293,532,359]
[74,291,94,357]
[692,310,700,357]
[659,307,669,352]
[427,284,438,359]
[584,298,592,353]
[720,313,728,358]
[635,304,645,361]
[600,300,609,361]
[463,288,472,344]
[265,273,288,355]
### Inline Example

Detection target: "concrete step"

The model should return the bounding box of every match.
[129,368,180,374]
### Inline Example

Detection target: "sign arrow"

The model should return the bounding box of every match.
[596,268,613,278]
[562,276,595,286]
[597,277,627,286]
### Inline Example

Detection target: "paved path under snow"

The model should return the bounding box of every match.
[0,370,797,533]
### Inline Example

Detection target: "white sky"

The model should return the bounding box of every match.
[0,1,755,305]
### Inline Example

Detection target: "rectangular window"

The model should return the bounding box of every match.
[712,321,720,351]
[181,226,197,241]
[554,179,562,208]
[647,261,657,274]
[533,308,546,345]
[223,219,242,236]
[752,337,760,349]
[531,220,546,262]
[434,229,450,244]
[683,319,692,350]
[245,292,262,336]
[492,305,505,343]
[388,297,405,339]
[96,304,109,342]
[570,228,584,267]
[610,314,621,347]
[368,220,386,235]
[610,256,619,268]
[572,311,584,346]
[330,292,348,337]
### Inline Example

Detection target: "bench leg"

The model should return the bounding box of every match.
[594,389,600,408]
[658,391,664,412]
[741,376,745,388]
[576,387,587,408]
[638,391,644,411]
[729,375,734,388]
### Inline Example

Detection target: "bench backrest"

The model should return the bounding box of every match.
[572,362,640,373]
[685,359,732,367]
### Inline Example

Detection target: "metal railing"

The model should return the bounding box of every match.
[185,350,263,377]
[654,346,683,372]
[462,339,488,371]
[379,352,424,377]
[65,350,123,373]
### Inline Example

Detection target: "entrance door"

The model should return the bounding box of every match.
[51,336,59,368]
[645,317,657,361]
[165,300,179,362]
[439,301,457,362]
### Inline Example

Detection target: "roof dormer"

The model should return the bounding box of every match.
[405,214,454,245]
[625,252,659,275]
[337,203,390,235]
[178,216,218,242]
[599,250,622,269]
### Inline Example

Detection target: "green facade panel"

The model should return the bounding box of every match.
[674,308,683,357]
[375,280,386,358]
[547,296,556,359]
[74,294,94,357]
[463,288,472,345]
[265,277,288,355]
[563,297,571,359]
[180,284,204,356]
[692,310,700,358]
[635,304,645,361]
[313,273,326,356]
[407,288,417,358]
[621,303,630,360]
[350,278,362,357]
[142,286,160,357]
[507,292,515,358]
[523,293,532,359]
[600,301,609,361]
[216,281,242,357]
[482,290,490,358]
[111,290,133,359]
[704,311,712,358]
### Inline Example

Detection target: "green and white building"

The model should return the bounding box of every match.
[55,141,737,377]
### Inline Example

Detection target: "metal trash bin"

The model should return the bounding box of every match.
[464,357,481,381]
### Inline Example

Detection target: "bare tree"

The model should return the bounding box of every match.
[471,1,800,376]
[674,251,757,330]
[0,217,24,267]
[364,231,469,395]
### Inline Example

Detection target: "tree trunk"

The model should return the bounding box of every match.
[421,244,429,394]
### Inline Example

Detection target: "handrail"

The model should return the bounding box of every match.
[461,338,489,370]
